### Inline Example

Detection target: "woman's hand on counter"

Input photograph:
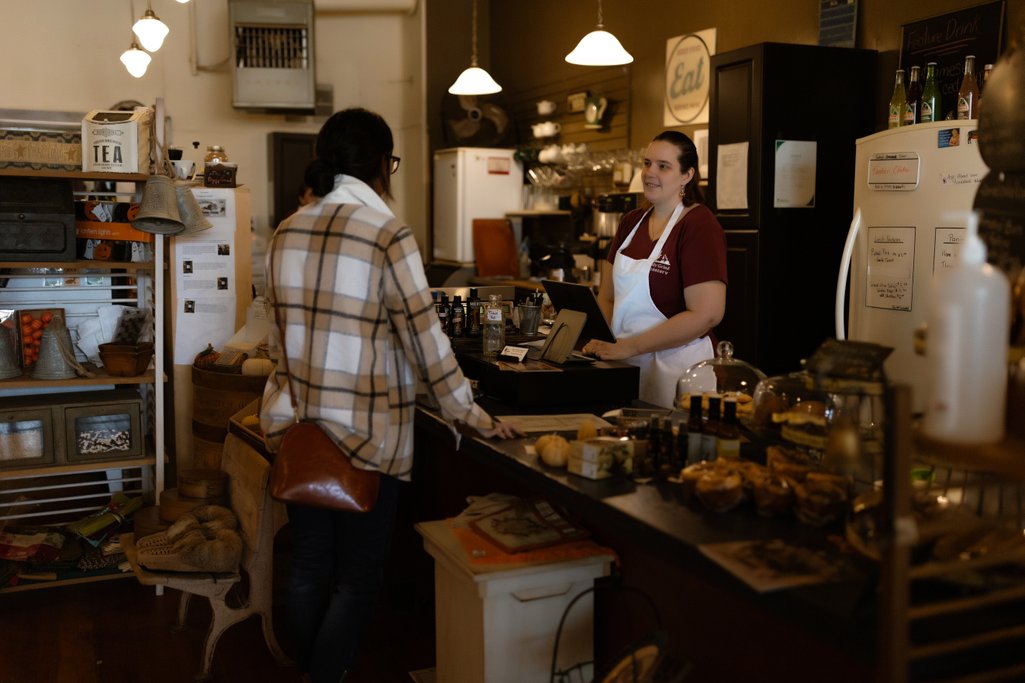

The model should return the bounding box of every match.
[581,338,636,361]
[478,418,524,440]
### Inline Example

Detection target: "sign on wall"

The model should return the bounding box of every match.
[664,28,716,127]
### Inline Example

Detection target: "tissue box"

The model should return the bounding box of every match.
[81,108,153,174]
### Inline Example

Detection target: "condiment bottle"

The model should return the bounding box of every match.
[451,295,465,337]
[923,211,1010,444]
[700,394,721,460]
[920,62,940,123]
[715,398,741,459]
[482,294,505,357]
[437,292,450,335]
[957,55,979,120]
[686,394,703,463]
[205,145,229,164]
[888,69,906,129]
[467,288,482,337]
[904,65,922,126]
[658,417,675,478]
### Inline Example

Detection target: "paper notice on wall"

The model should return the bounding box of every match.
[773,140,817,208]
[933,227,966,274]
[173,188,238,364]
[715,142,748,210]
[866,226,915,311]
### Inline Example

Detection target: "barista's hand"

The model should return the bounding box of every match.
[581,339,633,361]
[477,418,524,440]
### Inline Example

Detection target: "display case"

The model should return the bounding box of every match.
[0,168,165,593]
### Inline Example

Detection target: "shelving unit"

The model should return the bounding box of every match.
[0,170,165,593]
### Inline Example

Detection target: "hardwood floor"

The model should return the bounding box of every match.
[0,538,437,683]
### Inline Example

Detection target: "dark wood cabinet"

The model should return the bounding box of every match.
[709,43,877,375]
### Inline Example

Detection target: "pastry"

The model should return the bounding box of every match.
[694,465,745,513]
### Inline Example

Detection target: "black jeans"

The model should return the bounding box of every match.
[286,474,399,683]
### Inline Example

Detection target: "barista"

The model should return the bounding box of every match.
[581,131,727,408]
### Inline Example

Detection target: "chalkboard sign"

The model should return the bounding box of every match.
[974,170,1025,276]
[900,1,1005,121]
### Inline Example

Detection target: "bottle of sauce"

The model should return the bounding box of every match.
[657,417,675,479]
[204,145,229,164]
[643,416,660,478]
[437,292,450,335]
[888,69,906,129]
[686,394,704,464]
[700,394,721,460]
[715,398,741,459]
[451,295,465,337]
[957,55,979,120]
[467,288,482,337]
[920,62,940,123]
[923,211,1010,444]
[904,65,922,126]
[482,294,505,357]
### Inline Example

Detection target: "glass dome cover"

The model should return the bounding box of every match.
[751,370,837,447]
[675,341,766,416]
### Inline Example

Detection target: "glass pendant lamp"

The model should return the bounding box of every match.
[121,40,152,78]
[565,0,633,66]
[133,3,170,52]
[448,0,501,95]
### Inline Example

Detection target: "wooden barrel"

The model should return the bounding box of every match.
[191,366,266,469]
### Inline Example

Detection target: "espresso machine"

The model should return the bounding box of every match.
[590,192,639,284]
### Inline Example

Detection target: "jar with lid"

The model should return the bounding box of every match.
[751,371,835,450]
[675,340,765,424]
[205,145,229,164]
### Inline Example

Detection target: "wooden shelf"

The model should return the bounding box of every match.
[1,456,156,479]
[0,367,156,389]
[0,168,148,182]
[0,260,154,270]
[0,569,134,594]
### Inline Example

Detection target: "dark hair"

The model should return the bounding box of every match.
[304,108,395,198]
[652,130,703,206]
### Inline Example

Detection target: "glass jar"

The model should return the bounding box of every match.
[482,294,505,357]
[204,145,229,164]
[675,340,765,423]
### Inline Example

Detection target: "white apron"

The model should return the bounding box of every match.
[612,204,714,408]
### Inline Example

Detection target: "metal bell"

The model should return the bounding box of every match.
[132,175,185,235]
[176,181,213,234]
[31,326,77,380]
[0,326,20,380]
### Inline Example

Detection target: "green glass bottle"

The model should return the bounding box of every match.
[920,62,940,123]
[904,65,922,125]
[888,69,906,129]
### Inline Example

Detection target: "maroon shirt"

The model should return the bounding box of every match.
[607,204,728,321]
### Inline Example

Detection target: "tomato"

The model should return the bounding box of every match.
[40,312,53,323]
[30,319,43,331]
[20,313,32,324]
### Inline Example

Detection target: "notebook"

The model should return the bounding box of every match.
[541,280,617,346]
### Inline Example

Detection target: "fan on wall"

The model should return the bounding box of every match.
[441,93,515,147]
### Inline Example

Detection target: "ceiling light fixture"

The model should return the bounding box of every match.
[121,40,152,78]
[448,0,501,96]
[133,2,170,52]
[565,0,634,66]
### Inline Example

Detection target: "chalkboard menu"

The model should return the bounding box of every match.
[974,171,1025,276]
[900,1,1005,121]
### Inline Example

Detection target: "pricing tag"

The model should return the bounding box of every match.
[497,345,529,362]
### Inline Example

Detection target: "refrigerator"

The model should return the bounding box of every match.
[432,147,523,267]
[836,121,988,411]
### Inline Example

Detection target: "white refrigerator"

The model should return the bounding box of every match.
[432,147,523,266]
[836,121,988,412]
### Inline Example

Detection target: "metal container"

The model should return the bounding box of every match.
[591,192,638,237]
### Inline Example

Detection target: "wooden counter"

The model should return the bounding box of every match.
[411,405,877,682]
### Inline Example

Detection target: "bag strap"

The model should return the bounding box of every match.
[267,236,302,423]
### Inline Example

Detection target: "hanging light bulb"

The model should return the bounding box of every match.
[121,40,152,78]
[448,0,501,95]
[175,0,191,3]
[133,6,170,52]
[565,0,633,66]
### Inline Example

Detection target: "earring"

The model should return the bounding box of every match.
[680,186,686,198]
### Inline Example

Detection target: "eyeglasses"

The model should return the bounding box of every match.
[389,156,401,174]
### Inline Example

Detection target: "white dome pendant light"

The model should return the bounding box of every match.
[121,40,152,78]
[448,0,502,96]
[133,2,170,52]
[565,0,634,66]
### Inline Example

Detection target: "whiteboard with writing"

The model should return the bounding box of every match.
[866,226,915,311]
[933,227,966,274]
[867,152,920,191]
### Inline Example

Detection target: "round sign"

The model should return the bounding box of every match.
[665,33,712,125]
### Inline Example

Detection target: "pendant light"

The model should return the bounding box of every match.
[448,0,501,96]
[133,2,170,53]
[121,40,152,78]
[565,0,633,66]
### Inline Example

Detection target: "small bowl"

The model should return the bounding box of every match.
[98,341,155,376]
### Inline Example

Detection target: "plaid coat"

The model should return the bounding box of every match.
[260,175,493,480]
